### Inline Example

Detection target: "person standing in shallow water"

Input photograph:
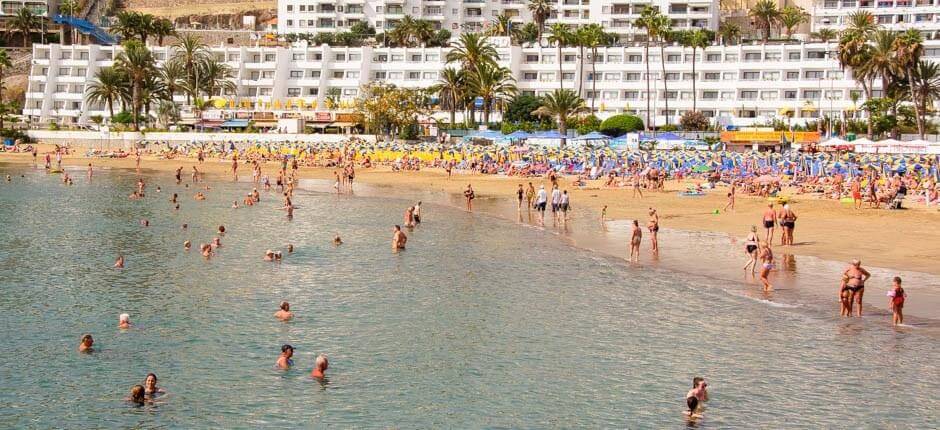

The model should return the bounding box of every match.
[629,220,642,263]
[758,242,774,291]
[276,345,294,369]
[78,334,94,353]
[275,301,294,321]
[887,276,906,325]
[647,208,660,254]
[464,184,475,212]
[392,225,407,250]
[843,259,870,317]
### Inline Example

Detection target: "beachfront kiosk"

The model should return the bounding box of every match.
[720,129,820,152]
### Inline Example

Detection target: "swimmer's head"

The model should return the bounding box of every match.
[394,225,401,231]
[280,301,290,311]
[145,373,157,388]
[130,385,145,404]
[692,377,704,388]
[687,395,698,413]
[281,344,294,356]
[315,354,329,372]
[287,244,294,253]
[218,225,225,233]
[119,313,130,323]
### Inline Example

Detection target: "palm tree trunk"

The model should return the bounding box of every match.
[450,105,455,128]
[132,85,140,131]
[108,98,114,118]
[591,48,597,112]
[660,44,669,125]
[691,47,697,112]
[0,74,4,129]
[558,43,563,91]
[644,42,651,132]
[906,67,924,139]
[863,79,873,138]
[577,45,584,98]
[558,114,567,149]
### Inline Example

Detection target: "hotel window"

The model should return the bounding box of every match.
[265,54,276,61]
[540,72,556,82]
[425,54,439,61]
[826,70,844,79]
[60,52,72,60]
[287,5,292,11]
[562,72,575,80]
[705,53,720,62]
[335,53,346,61]
[762,71,779,80]
[703,72,719,81]
[55,84,67,92]
[788,52,801,61]
[346,71,359,78]
[803,90,821,99]
[314,53,323,60]
[259,88,272,96]
[410,54,422,62]
[602,91,618,100]
[523,72,537,80]
[825,90,843,99]
[765,52,781,61]
[806,51,827,59]
[286,19,293,26]
[262,71,274,79]
[58,68,69,75]
[784,90,797,99]
[374,71,387,79]
[742,71,759,80]
[680,92,693,100]
[408,72,421,79]
[665,72,679,81]
[299,4,305,11]
[760,91,778,100]
[683,73,695,81]
[722,72,736,80]
[739,90,757,100]
[804,70,823,79]
[292,53,304,60]
[290,70,303,78]
[423,72,437,79]
[75,68,86,76]
[525,54,539,63]
[310,70,321,78]
[625,72,641,81]
[664,90,677,99]
[624,91,638,99]
[349,53,361,61]
[308,88,319,96]
[250,71,260,80]
[604,72,620,81]
[785,71,799,80]
[374,54,388,62]
[391,54,404,62]
[228,54,239,61]
[586,91,599,99]
[725,54,738,62]
[287,88,301,96]
[667,54,681,62]
[342,88,358,96]
[628,55,642,63]
[389,72,403,79]
[702,90,718,100]
[607,55,622,63]
[744,52,761,61]
[332,71,344,78]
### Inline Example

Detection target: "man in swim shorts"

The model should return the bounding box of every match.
[275,301,294,321]
[761,203,777,245]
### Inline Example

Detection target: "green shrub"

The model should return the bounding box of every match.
[504,95,543,124]
[111,111,134,125]
[599,114,644,136]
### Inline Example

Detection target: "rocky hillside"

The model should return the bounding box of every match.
[123,0,274,20]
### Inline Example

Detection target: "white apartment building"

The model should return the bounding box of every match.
[23,39,940,127]
[810,0,940,38]
[276,0,719,40]
[1,0,51,17]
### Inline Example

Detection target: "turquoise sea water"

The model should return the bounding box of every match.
[0,164,937,428]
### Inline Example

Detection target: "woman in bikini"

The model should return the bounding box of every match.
[629,220,642,262]
[743,226,759,274]
[843,259,871,317]
[758,243,774,291]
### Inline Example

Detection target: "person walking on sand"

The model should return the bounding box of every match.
[464,184,475,212]
[887,276,907,325]
[851,179,862,210]
[761,203,777,245]
[743,226,759,274]
[647,208,660,254]
[723,181,736,212]
[629,220,642,262]
[843,259,870,317]
[632,172,643,198]
[535,185,548,224]
[758,242,774,291]
[525,182,536,216]
[516,184,524,212]
[231,153,239,182]
[550,186,562,225]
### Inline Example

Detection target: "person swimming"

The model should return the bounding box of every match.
[275,301,294,321]
[685,377,708,419]
[128,385,146,406]
[118,313,132,329]
[140,219,149,227]
[79,334,94,352]
[211,237,222,248]
[287,244,294,253]
[218,225,226,235]
[333,234,343,245]
[392,225,407,250]
[276,344,294,369]
[114,255,124,268]
[264,250,275,261]
[311,354,328,379]
[143,373,164,397]
[183,240,192,251]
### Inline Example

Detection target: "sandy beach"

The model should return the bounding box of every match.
[4,147,938,276]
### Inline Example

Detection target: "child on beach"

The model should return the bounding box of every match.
[887,276,906,325]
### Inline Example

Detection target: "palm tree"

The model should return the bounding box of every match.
[446,33,498,123]
[513,23,539,47]
[912,61,940,131]
[85,67,128,118]
[468,63,516,124]
[532,89,589,148]
[811,28,839,43]
[434,67,465,126]
[682,29,711,112]
[858,29,898,98]
[894,29,925,138]
[749,0,779,43]
[838,10,877,137]
[635,8,663,131]
[779,6,808,39]
[580,24,607,112]
[152,18,176,46]
[111,11,141,41]
[10,8,40,47]
[488,15,512,38]
[846,10,877,36]
[650,13,672,125]
[527,0,554,47]
[547,23,572,91]
[114,40,156,130]
[136,13,155,44]
[172,33,209,104]
[159,59,186,102]
[60,0,79,43]
[718,22,741,45]
[0,49,11,129]
[574,26,589,98]
[411,19,434,47]
[198,57,236,98]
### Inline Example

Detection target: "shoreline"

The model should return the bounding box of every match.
[2,150,938,325]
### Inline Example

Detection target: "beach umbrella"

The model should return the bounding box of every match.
[506,130,530,140]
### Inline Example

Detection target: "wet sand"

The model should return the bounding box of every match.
[2,148,938,325]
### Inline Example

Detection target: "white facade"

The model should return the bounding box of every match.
[810,0,940,37]
[276,0,719,39]
[23,40,940,127]
[1,0,51,17]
